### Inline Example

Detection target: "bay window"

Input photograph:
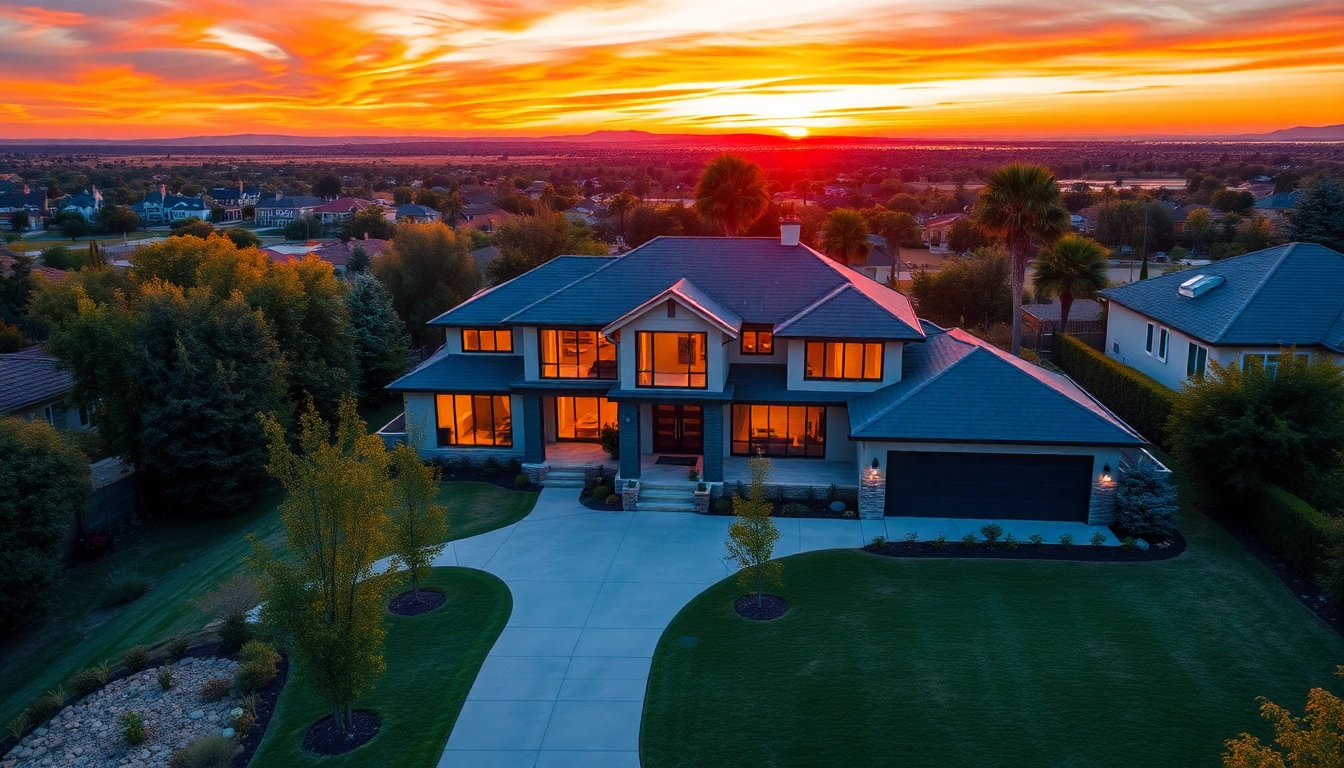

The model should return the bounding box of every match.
[435,394,512,447]
[731,404,826,457]
[804,341,883,381]
[637,331,707,388]
[539,329,616,379]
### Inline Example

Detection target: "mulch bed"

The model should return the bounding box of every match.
[580,489,625,511]
[387,588,446,616]
[707,497,858,519]
[436,465,538,492]
[300,709,381,755]
[237,653,289,766]
[864,530,1187,562]
[1197,502,1343,636]
[734,594,790,621]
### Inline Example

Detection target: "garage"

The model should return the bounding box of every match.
[884,450,1094,522]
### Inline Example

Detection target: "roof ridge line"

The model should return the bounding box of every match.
[496,254,623,323]
[1215,243,1296,344]
[852,335,978,433]
[772,283,851,334]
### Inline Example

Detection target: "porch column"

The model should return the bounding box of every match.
[701,404,724,483]
[618,401,640,479]
[522,394,545,464]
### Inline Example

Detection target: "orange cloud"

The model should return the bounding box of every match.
[0,0,1340,139]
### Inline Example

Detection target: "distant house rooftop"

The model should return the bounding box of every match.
[0,347,73,413]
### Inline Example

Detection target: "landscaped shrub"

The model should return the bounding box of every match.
[198,574,259,652]
[1029,533,1044,547]
[960,533,978,548]
[25,688,64,724]
[1121,537,1139,552]
[101,569,151,607]
[903,532,918,548]
[123,645,150,672]
[1056,334,1178,449]
[234,660,276,694]
[170,734,237,768]
[591,484,612,500]
[599,424,620,459]
[980,524,1003,545]
[870,536,887,547]
[1254,487,1335,579]
[932,533,948,549]
[514,473,531,488]
[712,498,732,514]
[120,711,145,745]
[782,503,809,516]
[505,458,523,476]
[601,494,617,504]
[218,613,252,653]
[166,635,189,660]
[200,677,232,702]
[1090,531,1108,547]
[482,456,502,477]
[231,709,256,740]
[1115,458,1180,538]
[158,667,174,691]
[1322,519,1344,603]
[7,712,28,740]
[1059,533,1074,548]
[239,640,280,668]
[1004,534,1019,549]
[69,663,109,697]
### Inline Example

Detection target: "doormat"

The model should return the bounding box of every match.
[655,456,698,466]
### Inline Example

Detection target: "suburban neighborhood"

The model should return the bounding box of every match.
[2,3,1344,768]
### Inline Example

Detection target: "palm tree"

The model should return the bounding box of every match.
[607,192,637,242]
[792,179,813,207]
[441,191,464,228]
[1032,235,1109,330]
[971,163,1069,353]
[819,209,870,267]
[694,154,770,236]
[865,209,920,285]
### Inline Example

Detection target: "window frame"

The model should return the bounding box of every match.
[461,328,513,353]
[739,326,774,356]
[554,396,618,442]
[731,403,827,458]
[1242,351,1309,378]
[803,341,885,382]
[1186,342,1208,378]
[635,331,709,389]
[434,393,513,447]
[538,329,617,380]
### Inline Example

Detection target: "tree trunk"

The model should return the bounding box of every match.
[347,704,353,737]
[1059,293,1073,332]
[412,571,420,600]
[1010,237,1027,355]
[333,702,343,734]
[756,568,764,608]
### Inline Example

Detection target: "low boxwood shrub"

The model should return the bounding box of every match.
[1254,487,1335,579]
[101,569,151,607]
[171,734,237,768]
[25,688,64,725]
[782,502,809,516]
[712,498,731,514]
[980,524,1003,545]
[218,614,252,653]
[514,473,531,488]
[605,494,620,505]
[1056,334,1178,449]
[69,663,109,697]
[166,635,189,660]
[1090,531,1108,547]
[590,484,612,500]
[1059,533,1075,548]
[123,645,149,672]
[200,677,232,702]
[234,660,275,694]
[505,458,523,476]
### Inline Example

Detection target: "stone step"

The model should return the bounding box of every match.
[637,500,697,513]
[637,487,694,499]
[543,479,586,488]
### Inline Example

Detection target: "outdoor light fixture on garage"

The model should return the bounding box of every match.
[1100,464,1113,486]
[866,456,881,481]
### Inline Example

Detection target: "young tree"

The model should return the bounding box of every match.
[346,243,370,275]
[485,211,605,285]
[1222,666,1344,768]
[388,441,447,599]
[372,222,481,338]
[971,163,1069,353]
[345,273,409,400]
[947,217,992,254]
[694,154,770,236]
[1114,458,1180,538]
[0,416,92,634]
[1286,179,1344,251]
[725,453,782,609]
[57,211,91,241]
[818,209,870,267]
[224,228,263,249]
[99,204,140,235]
[284,214,322,242]
[252,398,395,735]
[339,206,393,241]
[1032,234,1110,328]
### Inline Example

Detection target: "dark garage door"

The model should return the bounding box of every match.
[884,451,1093,522]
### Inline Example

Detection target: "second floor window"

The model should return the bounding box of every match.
[637,331,707,388]
[540,329,616,379]
[740,327,773,355]
[805,341,883,381]
[463,328,512,353]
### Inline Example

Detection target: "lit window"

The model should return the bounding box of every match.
[731,404,826,457]
[636,332,707,388]
[740,328,773,355]
[539,330,616,379]
[435,394,512,447]
[804,341,883,381]
[462,328,512,353]
[555,397,618,441]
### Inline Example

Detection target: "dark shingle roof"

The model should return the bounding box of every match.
[774,283,924,340]
[1022,299,1104,323]
[397,204,439,217]
[1098,243,1344,350]
[385,352,522,393]
[0,348,73,412]
[257,195,325,210]
[1255,191,1299,210]
[497,237,923,338]
[429,255,616,326]
[725,365,848,404]
[848,323,1145,445]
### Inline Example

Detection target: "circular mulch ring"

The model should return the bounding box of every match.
[302,710,381,755]
[387,588,446,616]
[734,594,790,621]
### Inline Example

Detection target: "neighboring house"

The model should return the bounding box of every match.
[263,238,390,275]
[462,203,506,231]
[471,245,500,272]
[396,203,441,223]
[311,198,391,228]
[1020,300,1106,352]
[1,248,68,282]
[921,213,965,248]
[564,198,605,226]
[255,195,326,228]
[0,185,48,231]
[1098,243,1344,391]
[207,183,261,208]
[384,224,1152,524]
[0,347,89,430]
[858,234,895,284]
[61,187,103,222]
[1254,191,1299,228]
[132,185,212,224]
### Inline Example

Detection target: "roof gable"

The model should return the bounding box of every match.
[774,284,924,340]
[601,278,742,337]
[429,255,616,326]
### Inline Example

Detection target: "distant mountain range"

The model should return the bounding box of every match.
[1,125,1340,146]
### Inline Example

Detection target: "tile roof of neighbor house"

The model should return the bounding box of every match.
[0,347,73,413]
[311,198,377,214]
[848,322,1146,445]
[922,213,966,230]
[263,238,390,267]
[1022,299,1104,323]
[863,234,893,268]
[478,236,923,339]
[463,203,503,217]
[1098,243,1344,351]
[385,349,522,393]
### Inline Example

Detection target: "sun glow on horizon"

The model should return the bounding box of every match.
[0,0,1339,139]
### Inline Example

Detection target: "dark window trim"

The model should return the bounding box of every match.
[739,325,774,356]
[802,340,885,381]
[434,393,513,448]
[538,328,617,380]
[462,327,513,353]
[730,403,827,458]
[553,395,617,442]
[635,331,709,389]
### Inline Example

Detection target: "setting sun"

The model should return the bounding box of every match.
[779,127,810,139]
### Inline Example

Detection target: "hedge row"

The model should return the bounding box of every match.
[1255,486,1336,579]
[1055,334,1180,449]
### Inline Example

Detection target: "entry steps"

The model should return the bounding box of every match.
[634,481,698,513]
[542,465,589,489]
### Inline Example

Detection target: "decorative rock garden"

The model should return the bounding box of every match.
[3,657,245,768]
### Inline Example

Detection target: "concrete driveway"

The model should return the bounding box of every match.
[430,488,1117,768]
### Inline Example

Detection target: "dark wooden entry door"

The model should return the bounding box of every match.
[652,405,703,454]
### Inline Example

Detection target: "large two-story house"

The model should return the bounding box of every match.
[1098,243,1344,391]
[386,222,1152,524]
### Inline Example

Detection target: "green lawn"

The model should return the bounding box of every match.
[248,568,511,768]
[0,480,534,727]
[641,510,1344,768]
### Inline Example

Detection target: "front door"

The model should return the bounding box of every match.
[652,405,703,454]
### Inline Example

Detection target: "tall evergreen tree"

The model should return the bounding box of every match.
[1285,179,1344,251]
[346,273,409,401]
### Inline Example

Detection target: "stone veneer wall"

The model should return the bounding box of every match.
[1088,481,1117,525]
[858,471,885,519]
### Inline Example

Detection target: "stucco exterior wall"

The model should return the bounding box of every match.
[404,391,527,458]
[615,310,729,392]
[785,340,904,392]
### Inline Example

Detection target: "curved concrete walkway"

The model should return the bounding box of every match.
[430,488,1118,768]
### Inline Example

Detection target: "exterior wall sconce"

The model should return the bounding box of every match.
[1100,463,1114,486]
[865,456,882,481]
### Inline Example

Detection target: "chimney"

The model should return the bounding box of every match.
[780,218,801,247]
[159,184,166,199]
[238,179,244,194]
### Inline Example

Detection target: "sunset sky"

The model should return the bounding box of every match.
[1,0,1342,140]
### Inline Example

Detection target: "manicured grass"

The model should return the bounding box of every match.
[641,509,1344,768]
[439,481,537,542]
[247,567,511,768]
